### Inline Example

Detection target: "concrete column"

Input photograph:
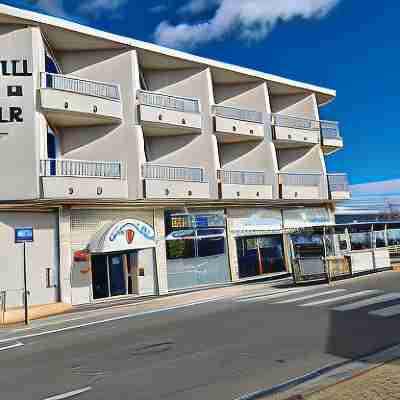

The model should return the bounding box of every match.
[58,207,72,304]
[226,218,240,282]
[153,208,168,294]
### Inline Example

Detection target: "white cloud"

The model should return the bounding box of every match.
[79,0,128,18]
[178,0,219,15]
[155,0,341,48]
[27,0,67,17]
[28,0,128,19]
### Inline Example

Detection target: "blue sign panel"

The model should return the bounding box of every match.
[15,227,34,243]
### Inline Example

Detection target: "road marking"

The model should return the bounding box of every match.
[0,297,227,345]
[238,287,317,302]
[274,289,347,304]
[42,386,92,400]
[0,341,24,351]
[370,303,400,317]
[333,293,400,311]
[301,290,382,307]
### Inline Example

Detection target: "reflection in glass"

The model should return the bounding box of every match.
[350,232,372,250]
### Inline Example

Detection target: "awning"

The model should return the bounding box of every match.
[89,219,156,254]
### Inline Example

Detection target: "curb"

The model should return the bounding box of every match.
[236,343,400,400]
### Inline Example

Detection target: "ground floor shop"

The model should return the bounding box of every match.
[0,204,340,311]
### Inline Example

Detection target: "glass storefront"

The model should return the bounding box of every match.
[236,235,286,279]
[165,211,231,291]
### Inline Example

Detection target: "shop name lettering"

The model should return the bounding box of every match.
[0,59,32,124]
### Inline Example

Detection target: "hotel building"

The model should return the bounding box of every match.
[0,4,350,310]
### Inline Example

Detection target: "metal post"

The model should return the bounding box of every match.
[23,241,28,325]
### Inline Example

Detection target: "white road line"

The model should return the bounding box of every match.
[370,303,400,317]
[333,293,400,311]
[42,386,92,400]
[301,290,382,307]
[238,287,317,302]
[0,342,24,351]
[0,297,226,345]
[274,289,347,304]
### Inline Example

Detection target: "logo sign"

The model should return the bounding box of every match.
[126,229,135,244]
[89,219,156,254]
[15,227,34,243]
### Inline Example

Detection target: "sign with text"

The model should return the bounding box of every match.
[15,227,34,243]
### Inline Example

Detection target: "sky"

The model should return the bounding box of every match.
[2,0,400,185]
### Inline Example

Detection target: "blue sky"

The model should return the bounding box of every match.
[2,0,400,185]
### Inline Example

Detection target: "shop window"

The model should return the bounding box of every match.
[165,210,230,291]
[198,237,225,257]
[166,239,195,259]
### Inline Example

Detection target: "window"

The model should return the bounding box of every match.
[166,239,195,260]
[387,229,400,246]
[350,232,371,250]
[374,231,386,248]
[338,234,349,251]
[46,268,52,288]
[198,237,225,257]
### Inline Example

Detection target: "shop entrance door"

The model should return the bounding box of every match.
[91,254,127,299]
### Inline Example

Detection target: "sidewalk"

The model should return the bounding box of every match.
[268,346,400,400]
[303,357,400,400]
[0,277,291,330]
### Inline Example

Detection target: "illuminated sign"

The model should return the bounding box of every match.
[15,227,33,243]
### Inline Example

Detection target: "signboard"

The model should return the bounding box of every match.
[170,213,225,230]
[15,227,33,243]
[230,209,283,235]
[89,219,156,253]
[283,207,332,229]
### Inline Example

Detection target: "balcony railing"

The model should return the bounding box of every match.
[272,114,320,131]
[138,90,200,113]
[328,173,349,192]
[218,170,273,186]
[41,72,121,101]
[321,120,341,139]
[279,173,322,187]
[213,105,264,124]
[142,163,207,183]
[40,159,123,179]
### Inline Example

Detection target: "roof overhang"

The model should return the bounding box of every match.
[0,4,336,106]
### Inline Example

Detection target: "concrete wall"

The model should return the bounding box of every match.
[0,25,45,200]
[56,49,145,199]
[214,82,279,197]
[0,212,59,308]
[143,67,220,198]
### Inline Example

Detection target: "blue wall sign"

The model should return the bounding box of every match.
[15,227,34,243]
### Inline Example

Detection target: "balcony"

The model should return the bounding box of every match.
[39,73,123,127]
[40,159,128,199]
[213,105,265,142]
[328,173,351,200]
[218,170,274,200]
[272,114,320,148]
[138,90,202,136]
[142,163,209,199]
[279,173,325,200]
[321,120,343,154]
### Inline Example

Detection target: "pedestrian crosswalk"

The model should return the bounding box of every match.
[236,286,400,318]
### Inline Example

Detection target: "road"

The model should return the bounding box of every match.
[1,271,400,400]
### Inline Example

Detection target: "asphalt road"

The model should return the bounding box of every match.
[1,271,400,400]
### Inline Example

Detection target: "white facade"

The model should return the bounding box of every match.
[0,4,350,310]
